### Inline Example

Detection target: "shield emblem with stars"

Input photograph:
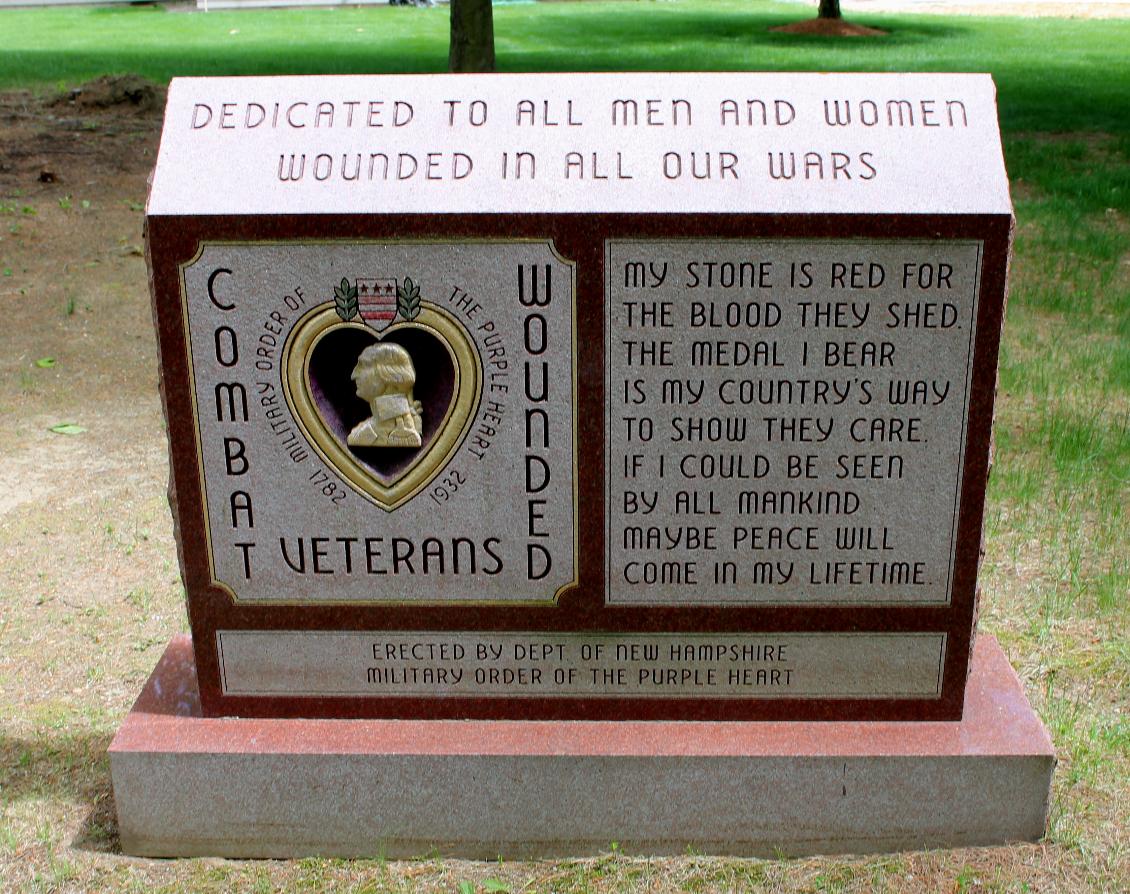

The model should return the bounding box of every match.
[356,278,398,331]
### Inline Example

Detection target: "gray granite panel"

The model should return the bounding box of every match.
[217,630,946,699]
[605,240,981,605]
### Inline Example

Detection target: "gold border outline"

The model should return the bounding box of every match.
[281,302,480,512]
[177,239,579,607]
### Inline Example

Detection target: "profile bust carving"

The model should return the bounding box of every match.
[347,342,424,448]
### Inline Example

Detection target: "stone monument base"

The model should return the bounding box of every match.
[110,635,1054,859]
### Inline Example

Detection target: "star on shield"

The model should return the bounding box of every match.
[356,278,398,332]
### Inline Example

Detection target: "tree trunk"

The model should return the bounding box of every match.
[449,0,495,73]
[818,0,842,19]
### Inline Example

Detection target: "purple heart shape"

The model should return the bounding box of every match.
[307,325,456,481]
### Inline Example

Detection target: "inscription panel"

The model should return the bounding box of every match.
[183,241,576,603]
[150,73,1011,217]
[218,630,946,699]
[606,239,982,605]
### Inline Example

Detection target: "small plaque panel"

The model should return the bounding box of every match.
[147,72,1012,720]
[217,630,946,699]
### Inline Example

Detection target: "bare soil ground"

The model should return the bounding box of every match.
[0,80,175,883]
[770,17,889,35]
[0,81,1126,892]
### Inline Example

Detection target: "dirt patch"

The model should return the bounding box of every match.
[53,75,166,114]
[771,17,888,36]
[0,82,162,193]
[0,80,177,890]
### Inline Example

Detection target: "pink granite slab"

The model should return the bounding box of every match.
[110,633,1054,858]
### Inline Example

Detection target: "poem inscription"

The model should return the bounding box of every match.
[606,240,982,605]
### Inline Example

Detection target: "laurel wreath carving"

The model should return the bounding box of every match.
[334,277,359,321]
[397,277,421,321]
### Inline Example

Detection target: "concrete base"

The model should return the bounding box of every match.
[110,635,1054,859]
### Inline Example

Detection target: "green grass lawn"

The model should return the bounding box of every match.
[0,3,1127,892]
[2,1,1129,133]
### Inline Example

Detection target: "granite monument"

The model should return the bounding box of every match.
[110,73,1053,857]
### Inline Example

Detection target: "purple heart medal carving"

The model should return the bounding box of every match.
[283,273,479,510]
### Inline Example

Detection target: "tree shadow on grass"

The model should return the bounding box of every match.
[3,8,970,84]
[498,10,974,77]
[520,8,973,51]
[1,732,120,855]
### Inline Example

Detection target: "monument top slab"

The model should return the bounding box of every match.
[148,72,1011,217]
